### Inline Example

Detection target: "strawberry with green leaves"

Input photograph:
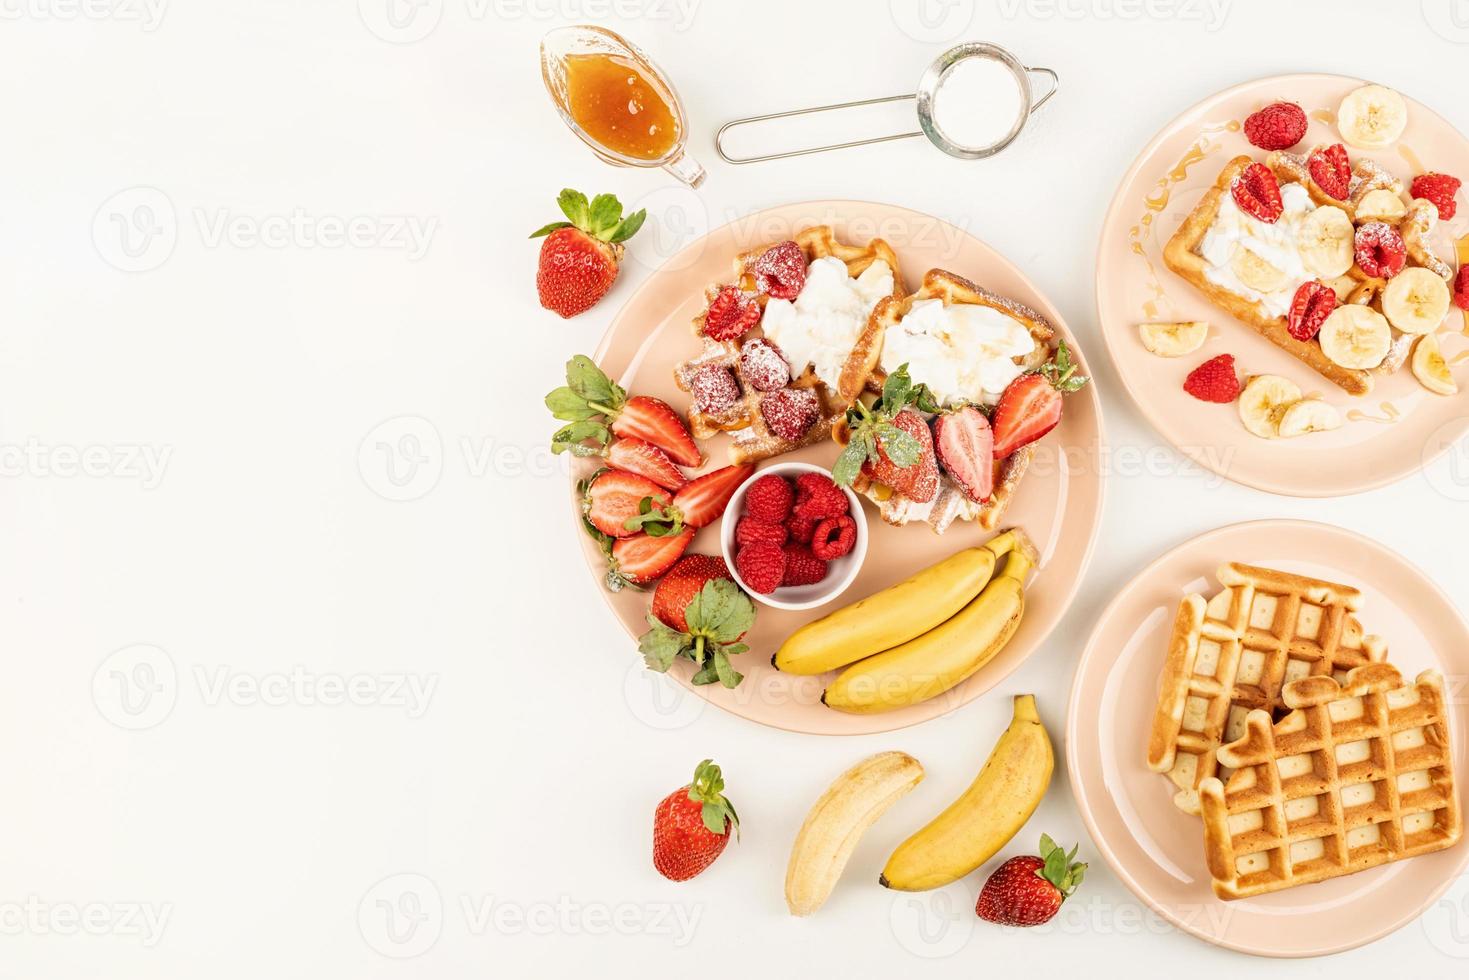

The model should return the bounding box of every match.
[653,759,740,882]
[832,365,940,503]
[975,835,1087,927]
[530,189,645,318]
[991,341,1089,459]
[639,556,754,689]
[546,355,702,467]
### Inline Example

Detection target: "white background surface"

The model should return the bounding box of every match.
[4,0,1469,975]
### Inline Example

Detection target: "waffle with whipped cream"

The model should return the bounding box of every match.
[673,226,903,465]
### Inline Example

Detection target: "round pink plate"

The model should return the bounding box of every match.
[1067,519,1469,957]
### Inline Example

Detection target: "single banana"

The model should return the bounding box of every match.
[1337,84,1408,150]
[1355,188,1407,223]
[1276,398,1342,437]
[1412,332,1458,396]
[1298,205,1354,278]
[879,695,1053,891]
[1318,305,1392,370]
[1381,267,1450,335]
[1138,321,1208,357]
[1231,248,1289,292]
[822,536,1036,714]
[775,530,1027,676]
[1237,374,1301,439]
[784,751,925,917]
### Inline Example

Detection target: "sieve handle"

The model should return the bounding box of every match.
[714,93,923,165]
[1026,66,1059,112]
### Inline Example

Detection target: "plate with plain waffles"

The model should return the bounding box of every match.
[1068,519,1469,956]
[1097,74,1469,497]
[576,201,1104,735]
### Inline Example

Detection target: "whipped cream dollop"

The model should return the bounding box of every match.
[1199,181,1315,318]
[881,298,1036,407]
[760,257,894,390]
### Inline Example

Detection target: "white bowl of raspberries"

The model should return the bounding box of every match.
[720,461,868,611]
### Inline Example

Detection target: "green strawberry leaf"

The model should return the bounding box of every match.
[638,616,688,672]
[684,579,755,644]
[878,365,913,414]
[690,660,720,686]
[557,188,590,229]
[551,419,611,455]
[609,208,647,244]
[529,220,572,238]
[588,193,622,237]
[831,437,868,487]
[545,386,596,421]
[712,647,742,689]
[877,422,920,467]
[564,354,622,407]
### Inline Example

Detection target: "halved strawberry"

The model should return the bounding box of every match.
[1231,163,1283,223]
[1307,144,1350,200]
[547,356,703,468]
[607,438,686,491]
[611,395,702,468]
[622,463,755,536]
[585,469,670,539]
[610,528,694,589]
[861,409,939,504]
[991,342,1089,459]
[1287,280,1336,341]
[933,406,994,504]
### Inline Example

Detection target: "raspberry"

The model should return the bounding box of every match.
[703,285,761,342]
[739,338,790,391]
[793,471,848,520]
[735,542,785,594]
[810,515,856,560]
[759,388,819,441]
[1307,143,1351,200]
[1183,354,1241,404]
[1454,266,1469,311]
[1287,280,1336,342]
[1355,222,1406,279]
[787,513,818,545]
[780,543,827,587]
[735,516,786,548]
[1231,163,1283,224]
[743,474,793,522]
[690,365,740,415]
[1411,172,1461,220]
[1243,102,1307,151]
[752,241,807,299]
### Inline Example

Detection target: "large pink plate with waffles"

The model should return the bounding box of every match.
[1097,74,1469,497]
[575,201,1105,735]
[1068,519,1469,957]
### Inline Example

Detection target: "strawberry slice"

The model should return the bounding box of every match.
[611,395,702,468]
[1287,280,1337,341]
[607,438,687,491]
[671,464,754,528]
[585,469,670,539]
[609,528,694,589]
[1307,144,1351,200]
[933,406,994,504]
[991,342,1090,459]
[1231,163,1284,223]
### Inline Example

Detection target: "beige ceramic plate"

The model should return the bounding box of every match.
[578,200,1105,735]
[1097,74,1469,497]
[1067,519,1469,957]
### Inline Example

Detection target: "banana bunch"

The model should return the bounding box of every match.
[881,695,1053,891]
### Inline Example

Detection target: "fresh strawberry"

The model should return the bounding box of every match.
[584,469,670,539]
[1182,353,1241,403]
[1307,143,1351,200]
[1355,221,1407,279]
[606,438,686,491]
[975,835,1087,927]
[862,409,939,503]
[780,543,827,586]
[546,355,702,467]
[990,342,1090,459]
[602,528,693,591]
[932,405,994,503]
[703,286,762,342]
[1454,265,1469,311]
[833,366,940,502]
[810,515,856,560]
[1243,102,1307,151]
[1231,163,1284,224]
[1287,280,1336,342]
[623,463,755,536]
[641,558,754,688]
[752,240,808,299]
[743,474,793,522]
[653,760,739,881]
[530,189,645,318]
[1411,172,1461,220]
[735,541,785,594]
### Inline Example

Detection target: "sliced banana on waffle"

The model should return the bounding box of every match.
[1231,248,1289,292]
[1238,374,1301,439]
[1318,305,1392,369]
[1412,333,1458,396]
[1298,206,1355,278]
[1276,398,1342,437]
[1354,188,1408,223]
[1138,321,1208,357]
[1382,267,1451,334]
[1337,84,1408,150]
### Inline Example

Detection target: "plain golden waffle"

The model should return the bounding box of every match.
[1148,563,1387,815]
[834,269,1055,534]
[672,226,903,465]
[1199,663,1461,900]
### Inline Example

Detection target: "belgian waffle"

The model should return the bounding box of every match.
[672,226,903,465]
[1147,563,1387,815]
[1162,154,1444,395]
[836,269,1057,534]
[1199,663,1461,900]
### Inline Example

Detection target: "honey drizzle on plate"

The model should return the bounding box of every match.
[1399,144,1426,174]
[1128,129,1231,317]
[1345,402,1402,425]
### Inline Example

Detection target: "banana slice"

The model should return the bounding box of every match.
[1412,332,1458,395]
[1231,248,1290,292]
[1276,398,1342,437]
[1337,84,1407,150]
[1298,206,1355,278]
[1325,274,1362,302]
[1381,266,1450,335]
[1355,188,1408,223]
[1138,321,1208,357]
[1238,374,1302,439]
[1318,305,1392,369]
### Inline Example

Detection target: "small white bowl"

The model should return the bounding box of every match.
[720,460,868,611]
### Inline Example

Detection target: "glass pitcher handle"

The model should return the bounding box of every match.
[662,149,706,188]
